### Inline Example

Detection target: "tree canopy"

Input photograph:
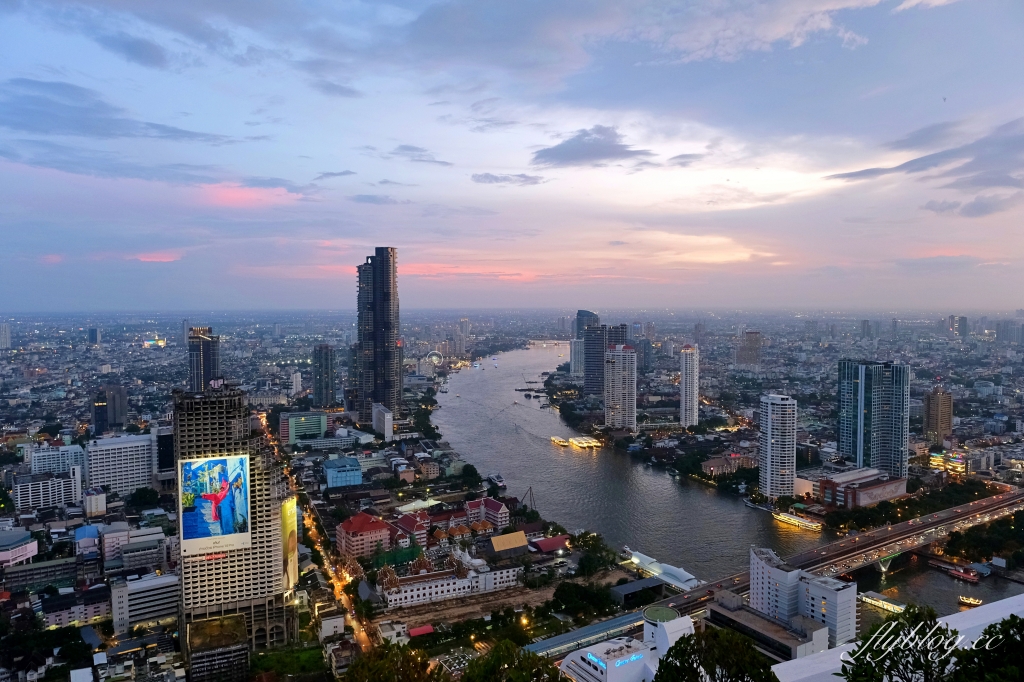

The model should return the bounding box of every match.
[654,628,778,682]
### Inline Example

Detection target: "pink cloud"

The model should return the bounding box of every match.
[39,254,64,264]
[198,183,299,208]
[132,251,183,263]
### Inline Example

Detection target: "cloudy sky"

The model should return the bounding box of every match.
[1,0,1022,311]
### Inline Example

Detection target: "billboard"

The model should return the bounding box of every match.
[179,455,251,555]
[281,497,299,590]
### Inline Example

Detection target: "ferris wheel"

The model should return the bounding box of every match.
[426,350,444,366]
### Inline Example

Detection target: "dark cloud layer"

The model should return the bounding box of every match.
[532,125,653,167]
[0,138,219,183]
[884,121,961,151]
[0,78,229,142]
[314,170,356,180]
[390,144,452,166]
[95,32,170,68]
[310,80,361,98]
[830,118,1024,217]
[349,194,404,204]
[668,153,703,167]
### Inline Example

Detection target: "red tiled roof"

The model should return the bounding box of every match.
[340,512,389,535]
[530,534,570,553]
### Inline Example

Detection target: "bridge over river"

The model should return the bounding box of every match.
[527,487,1024,658]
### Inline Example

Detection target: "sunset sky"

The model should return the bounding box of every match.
[2,0,1023,311]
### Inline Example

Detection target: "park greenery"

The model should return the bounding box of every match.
[413,387,442,440]
[945,509,1024,567]
[653,627,778,682]
[345,638,557,682]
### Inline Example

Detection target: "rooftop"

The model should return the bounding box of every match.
[0,529,32,549]
[188,615,249,653]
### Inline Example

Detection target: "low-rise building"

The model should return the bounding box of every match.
[323,456,363,489]
[559,606,695,682]
[0,529,38,568]
[41,585,111,628]
[376,550,521,609]
[378,620,409,645]
[111,573,180,634]
[336,512,391,558]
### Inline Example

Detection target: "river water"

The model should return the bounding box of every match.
[433,344,821,580]
[432,344,1024,620]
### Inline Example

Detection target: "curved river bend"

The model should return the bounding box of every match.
[433,344,820,581]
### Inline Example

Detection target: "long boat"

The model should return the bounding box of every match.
[958,596,982,607]
[771,512,823,531]
[949,567,980,583]
[550,436,569,446]
[569,437,601,448]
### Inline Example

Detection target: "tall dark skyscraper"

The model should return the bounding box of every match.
[583,323,627,395]
[92,384,127,434]
[357,247,401,423]
[837,360,910,478]
[188,327,221,392]
[88,327,102,345]
[312,344,336,407]
[575,310,599,340]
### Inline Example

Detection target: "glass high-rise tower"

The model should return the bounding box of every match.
[312,344,336,407]
[188,327,221,392]
[837,360,910,478]
[357,247,401,423]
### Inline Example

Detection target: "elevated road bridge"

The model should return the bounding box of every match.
[527,487,1024,658]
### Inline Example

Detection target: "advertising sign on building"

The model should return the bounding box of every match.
[178,456,251,555]
[281,497,299,590]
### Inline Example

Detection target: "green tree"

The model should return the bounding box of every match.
[953,614,1024,682]
[654,628,777,682]
[461,464,482,488]
[128,487,159,508]
[839,605,956,682]
[344,641,450,682]
[461,640,560,682]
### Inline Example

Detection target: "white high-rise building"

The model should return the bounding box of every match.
[759,394,797,499]
[289,372,302,397]
[569,339,585,377]
[0,322,10,350]
[750,548,857,647]
[604,345,637,431]
[29,443,86,475]
[86,433,157,497]
[679,345,699,428]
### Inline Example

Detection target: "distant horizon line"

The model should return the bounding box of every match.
[0,307,1017,317]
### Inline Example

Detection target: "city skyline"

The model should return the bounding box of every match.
[3,2,1024,310]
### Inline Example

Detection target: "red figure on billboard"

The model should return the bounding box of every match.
[201,479,230,521]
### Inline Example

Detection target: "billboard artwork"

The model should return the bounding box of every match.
[281,497,299,590]
[179,456,251,555]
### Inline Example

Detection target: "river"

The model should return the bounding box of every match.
[433,344,822,580]
[433,343,1024,622]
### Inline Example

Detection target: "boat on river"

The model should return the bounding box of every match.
[949,567,980,583]
[958,595,982,607]
[488,474,507,488]
[551,436,569,446]
[569,436,601,448]
[772,512,823,531]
